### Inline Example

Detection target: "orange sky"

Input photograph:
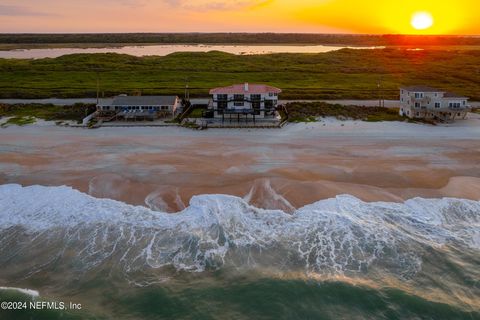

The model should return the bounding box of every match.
[0,0,479,34]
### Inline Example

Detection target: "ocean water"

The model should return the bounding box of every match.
[0,184,479,319]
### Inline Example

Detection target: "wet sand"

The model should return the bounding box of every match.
[1,116,480,212]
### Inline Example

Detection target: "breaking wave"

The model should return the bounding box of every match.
[0,184,479,280]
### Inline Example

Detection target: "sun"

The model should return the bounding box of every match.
[411,12,434,30]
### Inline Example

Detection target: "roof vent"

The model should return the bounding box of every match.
[244,82,249,92]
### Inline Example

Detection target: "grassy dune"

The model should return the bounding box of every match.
[0,49,479,100]
[285,102,406,122]
[0,103,96,124]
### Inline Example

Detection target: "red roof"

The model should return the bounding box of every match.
[209,83,282,95]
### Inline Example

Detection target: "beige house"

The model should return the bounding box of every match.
[399,86,471,122]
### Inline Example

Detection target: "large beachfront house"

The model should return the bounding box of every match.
[209,83,281,120]
[399,86,471,122]
[97,95,181,121]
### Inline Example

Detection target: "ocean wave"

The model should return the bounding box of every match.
[0,286,39,298]
[0,184,479,278]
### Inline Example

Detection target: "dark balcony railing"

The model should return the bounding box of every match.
[214,107,277,115]
[213,98,274,103]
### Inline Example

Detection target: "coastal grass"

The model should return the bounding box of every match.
[1,49,480,100]
[187,108,205,118]
[1,116,36,127]
[286,102,407,122]
[0,103,96,124]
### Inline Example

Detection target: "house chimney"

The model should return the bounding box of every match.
[244,82,249,92]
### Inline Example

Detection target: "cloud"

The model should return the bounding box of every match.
[0,4,54,16]
[163,0,271,11]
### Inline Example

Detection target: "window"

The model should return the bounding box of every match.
[401,98,403,102]
[415,102,420,108]
[233,94,244,101]
[449,102,461,108]
[435,102,441,108]
[217,94,228,101]
[234,102,245,107]
[161,106,169,110]
[250,94,261,101]
[416,112,420,117]
[415,93,423,99]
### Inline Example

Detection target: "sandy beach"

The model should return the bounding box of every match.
[1,115,479,212]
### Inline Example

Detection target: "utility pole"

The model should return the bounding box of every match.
[377,78,384,108]
[377,80,381,108]
[184,77,190,101]
[96,71,100,105]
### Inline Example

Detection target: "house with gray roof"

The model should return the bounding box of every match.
[97,95,181,121]
[399,86,471,122]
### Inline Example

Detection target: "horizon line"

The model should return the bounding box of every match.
[1,32,480,37]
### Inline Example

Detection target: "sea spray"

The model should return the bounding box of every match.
[1,184,479,279]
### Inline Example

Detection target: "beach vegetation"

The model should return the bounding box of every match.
[0,103,96,124]
[1,116,36,127]
[187,108,206,118]
[285,102,407,122]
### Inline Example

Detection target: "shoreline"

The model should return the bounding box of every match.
[1,118,479,210]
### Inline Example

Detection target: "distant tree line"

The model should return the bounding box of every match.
[1,33,480,46]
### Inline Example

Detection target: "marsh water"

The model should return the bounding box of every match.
[0,44,383,59]
[0,121,479,319]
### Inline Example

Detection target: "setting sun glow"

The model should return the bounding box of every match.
[411,12,434,30]
[1,0,479,34]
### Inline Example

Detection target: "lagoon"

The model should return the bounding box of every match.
[0,44,383,59]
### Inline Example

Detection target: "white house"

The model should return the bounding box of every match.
[399,86,471,122]
[97,95,181,120]
[209,83,281,120]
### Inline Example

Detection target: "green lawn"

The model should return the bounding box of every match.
[0,49,479,100]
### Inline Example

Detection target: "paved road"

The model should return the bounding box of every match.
[1,98,479,108]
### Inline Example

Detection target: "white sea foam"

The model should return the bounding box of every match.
[0,286,39,298]
[0,184,479,279]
